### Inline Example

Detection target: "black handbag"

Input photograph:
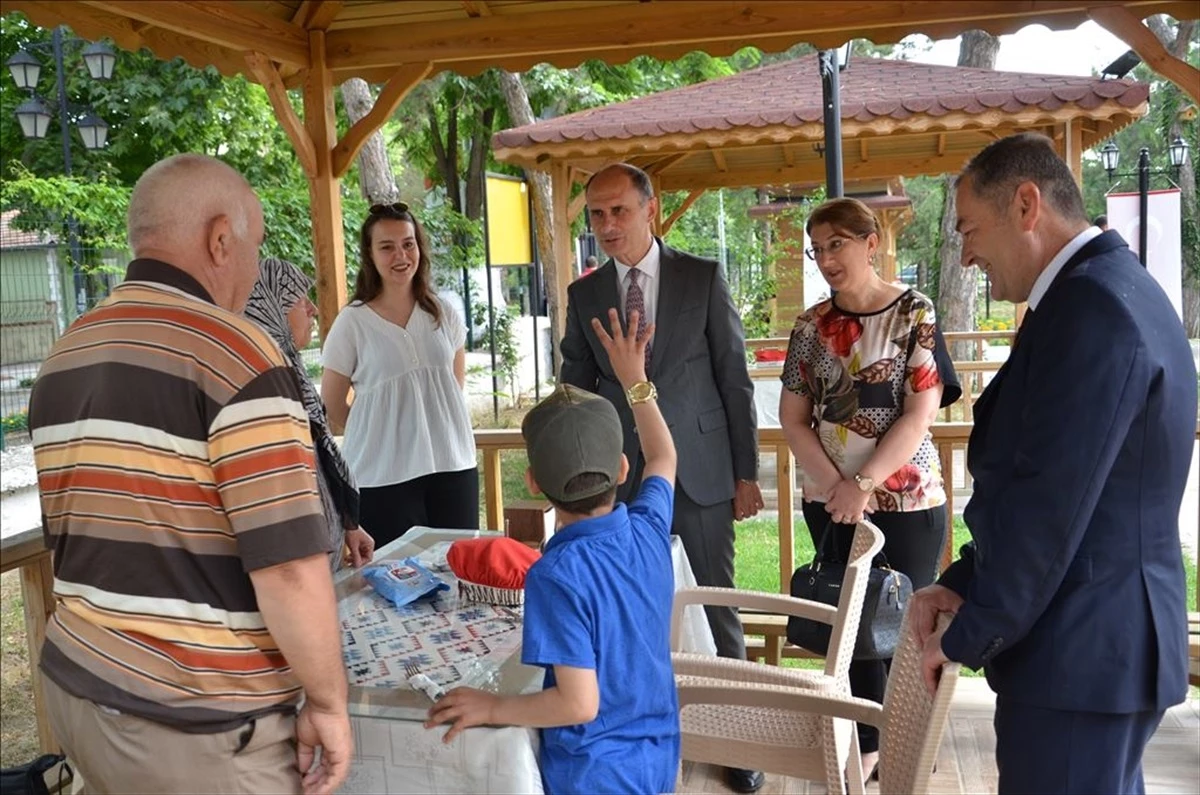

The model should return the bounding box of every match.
[0,754,65,795]
[786,524,912,661]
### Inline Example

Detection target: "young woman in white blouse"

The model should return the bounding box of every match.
[321,202,478,546]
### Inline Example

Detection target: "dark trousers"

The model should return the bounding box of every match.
[359,467,479,549]
[622,461,746,661]
[802,500,947,754]
[994,698,1163,794]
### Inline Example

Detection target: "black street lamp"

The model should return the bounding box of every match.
[5,27,116,316]
[1100,136,1191,267]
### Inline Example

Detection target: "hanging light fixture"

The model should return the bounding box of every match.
[81,41,116,81]
[1168,135,1189,177]
[76,113,109,149]
[6,50,41,90]
[1099,141,1120,180]
[14,97,51,139]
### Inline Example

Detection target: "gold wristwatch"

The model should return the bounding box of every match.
[853,473,875,493]
[625,380,658,405]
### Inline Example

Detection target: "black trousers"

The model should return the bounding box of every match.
[359,467,479,549]
[802,500,947,754]
[622,460,745,661]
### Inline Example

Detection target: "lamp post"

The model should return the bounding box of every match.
[6,26,115,316]
[1100,136,1190,267]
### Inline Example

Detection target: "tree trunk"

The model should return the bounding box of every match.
[497,70,562,354]
[338,78,399,205]
[462,106,495,222]
[936,30,999,360]
[428,102,461,213]
[1148,16,1200,336]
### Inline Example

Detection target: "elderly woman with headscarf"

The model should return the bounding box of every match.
[245,257,375,570]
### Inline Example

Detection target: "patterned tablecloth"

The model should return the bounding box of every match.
[336,526,715,794]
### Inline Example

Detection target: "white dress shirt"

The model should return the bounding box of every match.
[1028,226,1101,310]
[614,239,661,339]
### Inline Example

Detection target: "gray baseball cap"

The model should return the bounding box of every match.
[522,384,623,503]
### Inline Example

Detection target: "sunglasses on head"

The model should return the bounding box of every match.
[368,201,410,216]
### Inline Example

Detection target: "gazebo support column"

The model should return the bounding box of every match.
[303,30,348,340]
[551,162,573,350]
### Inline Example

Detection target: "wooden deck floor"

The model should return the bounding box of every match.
[677,679,1200,794]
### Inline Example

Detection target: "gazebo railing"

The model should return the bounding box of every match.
[4,419,1196,753]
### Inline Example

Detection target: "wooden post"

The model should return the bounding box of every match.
[939,441,955,573]
[550,162,573,357]
[482,447,504,531]
[776,441,796,594]
[21,553,58,754]
[303,30,348,341]
[1065,118,1083,188]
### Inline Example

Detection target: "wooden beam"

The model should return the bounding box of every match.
[937,133,946,156]
[568,191,588,224]
[331,61,433,178]
[292,0,344,31]
[650,175,664,235]
[323,1,1196,72]
[662,189,706,236]
[644,152,692,175]
[712,149,728,172]
[659,151,979,191]
[16,0,252,79]
[84,1,310,67]
[782,144,796,167]
[246,52,317,179]
[1090,5,1200,105]
[303,30,347,341]
[1065,118,1083,188]
[550,162,573,349]
[22,554,57,754]
[859,138,868,161]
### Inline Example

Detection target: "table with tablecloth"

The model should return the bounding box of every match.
[337,526,714,795]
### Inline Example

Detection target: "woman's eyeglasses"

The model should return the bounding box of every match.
[368,201,410,216]
[805,233,868,262]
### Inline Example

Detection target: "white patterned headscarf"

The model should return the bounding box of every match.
[244,258,359,536]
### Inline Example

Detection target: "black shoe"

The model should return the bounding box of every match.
[724,767,765,793]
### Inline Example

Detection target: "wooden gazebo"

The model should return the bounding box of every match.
[2,0,1198,760]
[7,0,1196,338]
[491,56,1150,334]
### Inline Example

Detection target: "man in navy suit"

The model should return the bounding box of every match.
[911,133,1196,794]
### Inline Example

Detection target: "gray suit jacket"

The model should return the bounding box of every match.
[559,240,758,506]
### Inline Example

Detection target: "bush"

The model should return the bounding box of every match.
[1,410,29,434]
[17,377,35,389]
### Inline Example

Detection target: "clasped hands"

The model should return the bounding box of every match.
[814,476,874,526]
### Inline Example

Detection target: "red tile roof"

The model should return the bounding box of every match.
[0,210,56,249]
[493,57,1147,148]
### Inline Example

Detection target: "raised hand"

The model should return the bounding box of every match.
[590,307,653,389]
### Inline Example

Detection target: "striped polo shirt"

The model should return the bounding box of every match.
[29,258,330,733]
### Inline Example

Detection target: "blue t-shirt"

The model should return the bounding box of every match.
[522,475,680,795]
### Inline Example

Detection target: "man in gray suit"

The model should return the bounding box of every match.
[560,163,765,792]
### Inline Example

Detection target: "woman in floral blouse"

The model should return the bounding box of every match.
[780,197,960,778]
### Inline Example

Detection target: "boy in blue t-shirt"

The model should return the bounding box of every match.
[426,308,680,794]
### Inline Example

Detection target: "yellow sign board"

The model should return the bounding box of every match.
[485,174,532,266]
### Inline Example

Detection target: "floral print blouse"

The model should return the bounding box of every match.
[782,289,947,512]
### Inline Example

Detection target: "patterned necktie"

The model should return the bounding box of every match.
[626,267,651,369]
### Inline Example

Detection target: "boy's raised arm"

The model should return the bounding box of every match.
[590,308,676,485]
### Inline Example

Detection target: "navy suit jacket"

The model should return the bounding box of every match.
[559,240,758,506]
[939,230,1196,714]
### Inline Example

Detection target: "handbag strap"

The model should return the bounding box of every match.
[813,518,894,570]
